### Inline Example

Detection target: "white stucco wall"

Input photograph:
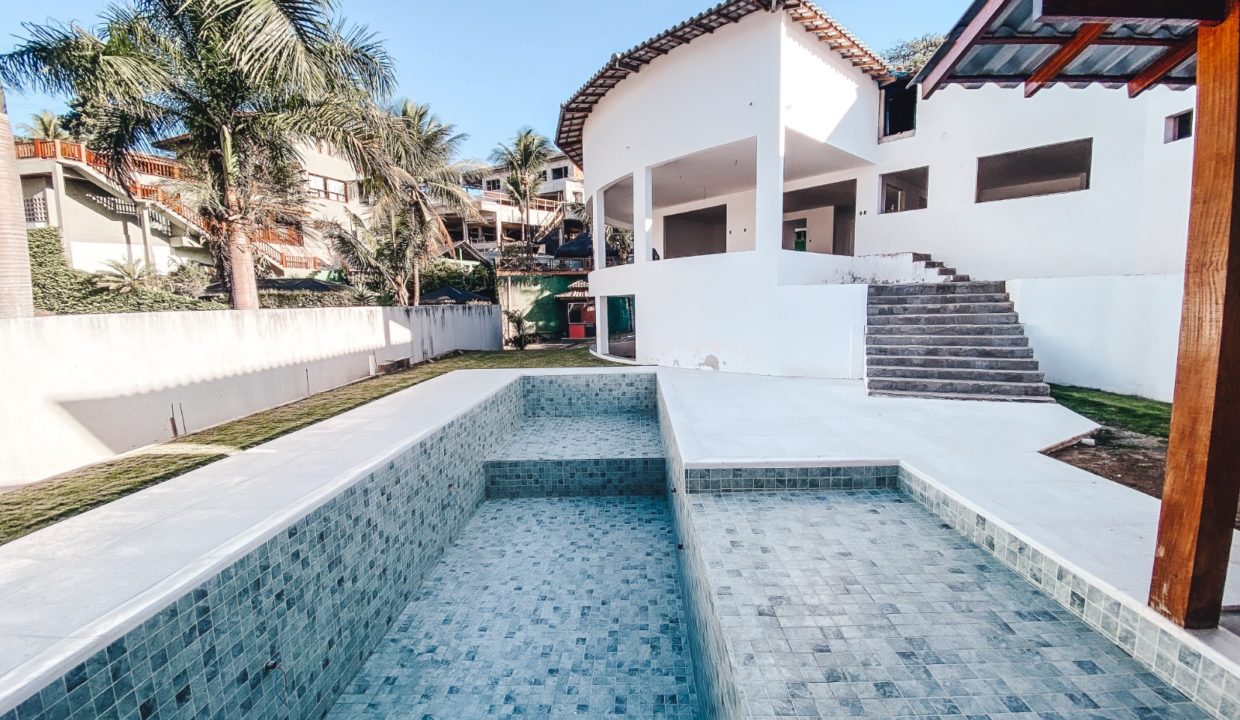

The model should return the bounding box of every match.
[1009,274,1183,401]
[0,306,502,485]
[592,252,867,379]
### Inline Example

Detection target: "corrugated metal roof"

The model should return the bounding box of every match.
[554,0,893,168]
[916,0,1197,94]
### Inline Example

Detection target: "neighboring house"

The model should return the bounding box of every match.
[445,154,586,256]
[17,139,362,276]
[559,0,1195,401]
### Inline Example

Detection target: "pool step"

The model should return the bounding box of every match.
[865,277,1052,402]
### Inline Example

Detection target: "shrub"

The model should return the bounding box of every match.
[28,228,226,314]
[258,291,359,309]
[164,262,214,298]
[505,309,531,350]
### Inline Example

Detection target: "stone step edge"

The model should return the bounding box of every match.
[866,389,1056,403]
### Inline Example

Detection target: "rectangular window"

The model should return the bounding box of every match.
[879,167,929,214]
[880,80,918,139]
[306,173,348,201]
[484,178,502,192]
[1165,110,1193,143]
[976,138,1093,203]
[551,166,569,180]
[663,205,727,259]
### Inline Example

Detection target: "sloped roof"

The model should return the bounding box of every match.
[554,0,893,167]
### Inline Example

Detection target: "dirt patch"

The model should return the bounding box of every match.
[1048,427,1240,530]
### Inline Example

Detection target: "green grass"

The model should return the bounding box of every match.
[1050,384,1172,438]
[0,349,619,545]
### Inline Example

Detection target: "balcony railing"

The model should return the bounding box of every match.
[23,196,48,225]
[495,255,628,274]
[15,139,182,179]
[479,191,562,213]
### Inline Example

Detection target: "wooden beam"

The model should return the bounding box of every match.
[1129,36,1199,97]
[1025,23,1110,97]
[921,0,1010,99]
[1037,0,1228,24]
[1149,0,1240,630]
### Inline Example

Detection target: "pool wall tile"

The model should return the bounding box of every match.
[485,457,666,498]
[898,464,1240,720]
[661,387,744,720]
[1,381,525,720]
[683,464,899,494]
[522,373,656,416]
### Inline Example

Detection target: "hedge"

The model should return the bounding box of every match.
[28,228,226,314]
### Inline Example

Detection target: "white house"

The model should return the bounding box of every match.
[559,0,1196,401]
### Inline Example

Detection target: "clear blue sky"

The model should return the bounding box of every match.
[1,1,962,161]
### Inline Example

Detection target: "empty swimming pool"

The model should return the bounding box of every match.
[326,497,698,719]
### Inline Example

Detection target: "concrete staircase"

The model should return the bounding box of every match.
[865,281,1053,402]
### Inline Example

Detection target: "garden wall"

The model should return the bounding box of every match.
[0,305,502,485]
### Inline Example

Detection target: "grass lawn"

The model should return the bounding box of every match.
[1049,384,1172,438]
[0,349,620,545]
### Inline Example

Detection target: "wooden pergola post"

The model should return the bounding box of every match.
[1148,0,1240,629]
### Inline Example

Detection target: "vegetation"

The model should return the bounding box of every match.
[0,349,620,545]
[505,310,532,349]
[1,0,412,311]
[1050,385,1173,438]
[28,228,224,313]
[491,128,554,251]
[164,262,213,298]
[883,33,947,73]
[16,110,69,140]
[422,259,495,300]
[324,101,478,305]
[92,258,154,293]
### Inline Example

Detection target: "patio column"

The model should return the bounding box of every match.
[138,202,154,269]
[632,166,653,264]
[754,125,786,274]
[51,162,71,266]
[592,188,609,356]
[1149,0,1240,629]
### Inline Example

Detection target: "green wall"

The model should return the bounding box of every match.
[499,275,633,339]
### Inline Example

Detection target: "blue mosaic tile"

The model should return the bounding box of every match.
[679,489,1211,720]
[522,374,656,417]
[326,497,699,719]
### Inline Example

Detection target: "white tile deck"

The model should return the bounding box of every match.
[2,364,1239,715]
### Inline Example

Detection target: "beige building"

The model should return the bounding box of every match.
[17,139,362,277]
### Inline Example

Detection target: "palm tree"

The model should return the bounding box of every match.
[326,101,478,306]
[0,0,410,310]
[490,128,554,252]
[93,258,152,293]
[17,110,69,140]
[0,83,34,319]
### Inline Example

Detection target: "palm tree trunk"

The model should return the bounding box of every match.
[393,273,409,306]
[412,259,421,306]
[220,126,259,310]
[0,84,34,319]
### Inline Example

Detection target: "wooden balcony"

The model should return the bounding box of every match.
[15,139,182,179]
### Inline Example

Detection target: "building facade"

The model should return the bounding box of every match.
[560,0,1194,401]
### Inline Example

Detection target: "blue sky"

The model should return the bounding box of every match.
[1,1,962,161]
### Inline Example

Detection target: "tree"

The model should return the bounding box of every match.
[1,0,409,311]
[16,110,69,140]
[0,84,34,318]
[93,258,153,293]
[325,101,478,306]
[883,33,947,73]
[490,128,554,252]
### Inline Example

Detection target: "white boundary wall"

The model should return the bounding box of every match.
[1009,274,1183,401]
[0,305,502,485]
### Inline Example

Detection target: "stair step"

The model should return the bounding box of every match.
[867,323,1025,336]
[869,312,1019,326]
[866,377,1052,398]
[868,293,1011,306]
[922,260,944,269]
[868,389,1056,403]
[937,267,957,275]
[944,275,972,282]
[870,281,1005,296]
[867,345,1035,359]
[867,366,1045,383]
[867,355,1040,371]
[868,302,1015,316]
[866,334,1031,347]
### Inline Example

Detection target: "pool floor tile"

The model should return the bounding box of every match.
[326,497,699,719]
[685,489,1211,720]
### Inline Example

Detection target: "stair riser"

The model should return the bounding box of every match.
[867,345,1035,358]
[867,324,1024,336]
[868,303,1014,316]
[867,357,1040,371]
[868,391,1055,404]
[868,293,1011,306]
[868,367,1046,383]
[867,378,1051,397]
[870,282,1006,296]
[867,335,1031,347]
[869,313,1019,326]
